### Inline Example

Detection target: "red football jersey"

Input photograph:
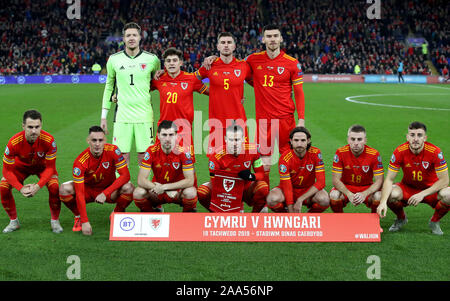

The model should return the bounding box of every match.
[332,145,384,186]
[278,147,325,205]
[139,143,194,184]
[72,143,130,223]
[208,143,264,178]
[195,57,251,128]
[152,71,207,127]
[279,147,325,189]
[2,130,57,189]
[245,50,304,119]
[388,141,448,189]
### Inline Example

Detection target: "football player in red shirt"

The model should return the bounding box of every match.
[59,126,134,236]
[377,122,450,235]
[330,125,384,213]
[244,25,305,186]
[195,32,252,154]
[1,110,72,233]
[266,127,329,213]
[152,47,209,158]
[197,123,268,213]
[133,120,197,212]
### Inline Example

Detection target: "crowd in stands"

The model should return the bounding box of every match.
[0,0,448,76]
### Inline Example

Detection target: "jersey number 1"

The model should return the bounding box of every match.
[129,74,134,85]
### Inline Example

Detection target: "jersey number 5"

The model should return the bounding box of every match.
[224,79,230,90]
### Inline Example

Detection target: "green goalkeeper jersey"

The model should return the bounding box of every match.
[102,50,160,123]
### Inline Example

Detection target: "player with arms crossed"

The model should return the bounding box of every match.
[245,24,305,186]
[1,110,70,233]
[59,126,134,236]
[377,122,450,235]
[197,123,268,213]
[266,127,329,213]
[101,22,160,165]
[133,120,197,212]
[330,125,384,213]
[152,47,208,159]
[195,32,252,154]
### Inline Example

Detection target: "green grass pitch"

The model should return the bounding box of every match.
[0,82,449,281]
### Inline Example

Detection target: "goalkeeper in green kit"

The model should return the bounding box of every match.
[101,22,160,165]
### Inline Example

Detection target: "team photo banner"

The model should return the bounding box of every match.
[110,212,382,242]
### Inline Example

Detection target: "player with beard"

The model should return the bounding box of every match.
[377,121,450,235]
[266,127,329,213]
[197,123,268,213]
[1,110,69,233]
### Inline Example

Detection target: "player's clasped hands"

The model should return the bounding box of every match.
[353,192,366,205]
[151,182,165,195]
[20,183,40,198]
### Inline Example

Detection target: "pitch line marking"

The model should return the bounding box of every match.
[345,93,450,111]
[411,84,450,90]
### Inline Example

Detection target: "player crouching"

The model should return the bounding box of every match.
[133,120,198,212]
[59,126,134,236]
[377,122,450,235]
[266,127,329,213]
[197,123,268,213]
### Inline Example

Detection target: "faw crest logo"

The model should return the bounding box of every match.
[306,164,313,172]
[277,67,285,74]
[181,82,188,90]
[172,162,180,169]
[422,161,429,169]
[140,63,147,70]
[243,161,251,168]
[150,218,161,230]
[362,166,370,173]
[102,162,110,169]
[223,179,235,192]
[234,69,241,77]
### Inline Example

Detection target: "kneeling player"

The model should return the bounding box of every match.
[133,120,197,212]
[1,110,72,233]
[59,126,134,236]
[197,124,268,213]
[377,122,450,235]
[330,125,384,213]
[266,127,329,213]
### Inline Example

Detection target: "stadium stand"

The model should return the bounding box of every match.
[0,0,447,76]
